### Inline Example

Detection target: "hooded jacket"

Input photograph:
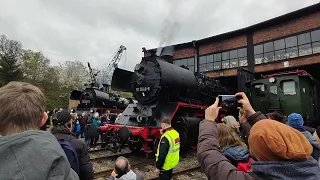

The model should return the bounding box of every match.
[221,146,250,167]
[0,130,79,180]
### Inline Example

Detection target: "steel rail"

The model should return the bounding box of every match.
[93,160,154,178]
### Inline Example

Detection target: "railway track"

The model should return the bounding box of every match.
[94,159,154,179]
[90,151,132,163]
[146,165,201,180]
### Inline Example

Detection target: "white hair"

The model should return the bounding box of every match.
[94,112,99,118]
[221,115,239,132]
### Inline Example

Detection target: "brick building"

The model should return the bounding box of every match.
[144,3,320,92]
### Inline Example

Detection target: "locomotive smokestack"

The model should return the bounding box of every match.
[160,46,175,63]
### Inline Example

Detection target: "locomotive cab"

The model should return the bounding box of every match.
[249,70,320,127]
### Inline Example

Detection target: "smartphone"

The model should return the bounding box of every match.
[218,95,242,110]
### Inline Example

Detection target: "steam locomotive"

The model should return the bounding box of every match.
[100,47,229,157]
[70,87,133,116]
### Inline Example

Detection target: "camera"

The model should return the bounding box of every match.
[218,95,242,111]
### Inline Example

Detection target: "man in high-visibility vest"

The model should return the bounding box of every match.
[155,118,180,180]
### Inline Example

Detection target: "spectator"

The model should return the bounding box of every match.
[51,111,94,180]
[217,123,252,172]
[266,111,286,123]
[71,113,80,138]
[314,126,320,142]
[88,112,100,150]
[91,112,100,128]
[109,114,116,124]
[107,156,143,180]
[304,125,316,134]
[238,109,251,145]
[197,92,320,180]
[116,113,122,122]
[221,115,242,137]
[79,112,88,138]
[287,113,320,161]
[0,82,79,180]
[100,110,110,125]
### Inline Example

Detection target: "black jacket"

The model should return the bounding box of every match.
[53,133,94,180]
[156,128,173,170]
[240,121,251,145]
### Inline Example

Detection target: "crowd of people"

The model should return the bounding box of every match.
[2,81,320,180]
[0,82,142,180]
[198,92,320,179]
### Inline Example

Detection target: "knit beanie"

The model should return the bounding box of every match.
[249,119,312,161]
[287,113,304,130]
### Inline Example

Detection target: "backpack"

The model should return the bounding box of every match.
[58,135,80,174]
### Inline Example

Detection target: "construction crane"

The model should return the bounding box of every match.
[101,45,127,92]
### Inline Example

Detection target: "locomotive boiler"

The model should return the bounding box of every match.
[100,47,229,156]
[70,87,132,116]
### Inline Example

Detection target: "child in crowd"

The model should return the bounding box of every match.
[0,82,79,180]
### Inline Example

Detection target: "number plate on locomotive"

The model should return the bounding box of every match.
[82,100,90,104]
[136,87,150,92]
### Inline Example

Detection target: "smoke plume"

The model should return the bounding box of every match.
[156,0,182,56]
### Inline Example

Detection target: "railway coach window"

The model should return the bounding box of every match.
[282,81,296,95]
[270,86,278,95]
[253,83,266,96]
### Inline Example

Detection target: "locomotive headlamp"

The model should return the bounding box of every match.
[269,77,276,83]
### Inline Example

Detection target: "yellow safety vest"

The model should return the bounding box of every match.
[155,128,180,170]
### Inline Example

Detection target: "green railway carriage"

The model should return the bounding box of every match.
[243,70,320,127]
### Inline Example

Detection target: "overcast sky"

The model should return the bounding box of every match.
[0,0,318,71]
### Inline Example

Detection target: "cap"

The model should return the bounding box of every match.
[288,113,304,129]
[52,111,72,125]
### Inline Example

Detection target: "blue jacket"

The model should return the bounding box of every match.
[302,131,320,161]
[221,146,250,167]
[91,119,100,128]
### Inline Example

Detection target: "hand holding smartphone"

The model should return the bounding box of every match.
[218,95,242,111]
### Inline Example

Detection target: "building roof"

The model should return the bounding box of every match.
[146,2,320,51]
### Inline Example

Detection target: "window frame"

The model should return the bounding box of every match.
[281,80,297,96]
[253,28,320,65]
[252,83,266,96]
[197,46,247,72]
[173,57,195,72]
[269,85,278,95]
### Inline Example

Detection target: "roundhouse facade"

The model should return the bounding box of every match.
[144,3,320,91]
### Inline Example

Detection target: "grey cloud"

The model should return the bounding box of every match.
[0,0,318,72]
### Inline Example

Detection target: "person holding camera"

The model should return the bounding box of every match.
[197,92,320,180]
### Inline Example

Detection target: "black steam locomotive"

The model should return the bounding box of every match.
[70,87,133,116]
[78,88,130,109]
[100,47,229,156]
